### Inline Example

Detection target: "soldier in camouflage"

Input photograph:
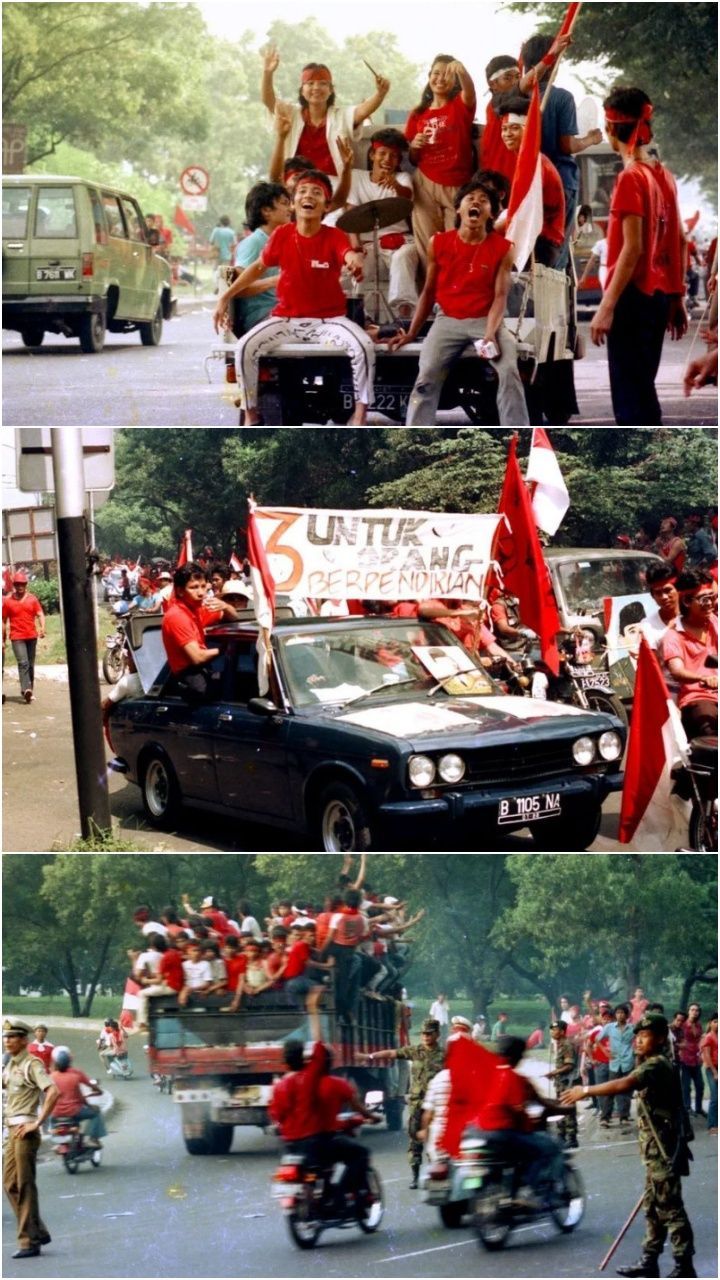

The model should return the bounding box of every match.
[547,1020,579,1148]
[562,1012,695,1279]
[361,1016,445,1188]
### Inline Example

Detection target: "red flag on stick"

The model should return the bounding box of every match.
[173,204,196,235]
[442,1035,498,1158]
[246,501,277,695]
[496,435,562,675]
[176,529,194,567]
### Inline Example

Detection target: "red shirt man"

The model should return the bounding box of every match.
[2,579,45,641]
[161,563,238,676]
[158,947,184,993]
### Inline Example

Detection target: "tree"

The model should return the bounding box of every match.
[507,2,718,205]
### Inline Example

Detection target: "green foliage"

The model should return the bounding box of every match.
[28,577,60,615]
[507,1,718,205]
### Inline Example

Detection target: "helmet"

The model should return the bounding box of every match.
[51,1045,72,1070]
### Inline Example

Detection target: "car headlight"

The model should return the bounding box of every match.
[408,755,436,787]
[598,730,623,761]
[438,753,466,783]
[572,735,596,766]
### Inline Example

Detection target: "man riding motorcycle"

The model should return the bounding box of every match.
[49,1047,106,1147]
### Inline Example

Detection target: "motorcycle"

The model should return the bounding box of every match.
[102,602,134,685]
[673,733,718,851]
[468,1123,585,1252]
[272,1113,384,1250]
[50,1117,103,1174]
[495,629,629,728]
[422,1129,490,1228]
[98,1049,134,1079]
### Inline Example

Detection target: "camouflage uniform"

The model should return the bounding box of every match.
[633,1053,694,1265]
[552,1035,579,1144]
[396,1035,445,1179]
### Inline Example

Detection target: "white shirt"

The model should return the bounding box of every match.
[106,672,143,703]
[429,1000,449,1027]
[182,959,213,989]
[640,608,672,651]
[424,1068,451,1160]
[239,916,263,941]
[343,169,413,241]
[136,948,162,978]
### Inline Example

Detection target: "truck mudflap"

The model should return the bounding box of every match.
[175,1081,274,1124]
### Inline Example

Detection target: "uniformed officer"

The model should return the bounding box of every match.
[361,1016,445,1187]
[547,1020,579,1148]
[562,1012,696,1279]
[2,1018,59,1259]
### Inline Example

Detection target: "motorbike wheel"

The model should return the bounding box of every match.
[357,1167,384,1233]
[550,1164,585,1233]
[583,688,629,730]
[287,1185,323,1250]
[91,1149,103,1167]
[63,1153,80,1174]
[473,1183,511,1251]
[102,647,125,685]
[439,1199,467,1228]
[689,799,718,852]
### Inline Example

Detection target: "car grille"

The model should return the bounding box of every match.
[460,740,594,788]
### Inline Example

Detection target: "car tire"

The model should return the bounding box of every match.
[21,325,45,348]
[139,304,163,346]
[531,805,601,852]
[77,311,106,354]
[141,751,182,828]
[315,781,374,852]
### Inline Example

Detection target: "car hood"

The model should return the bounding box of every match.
[334,695,609,747]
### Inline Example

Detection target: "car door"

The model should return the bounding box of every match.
[142,648,233,806]
[28,183,83,299]
[101,191,136,317]
[2,182,32,294]
[211,640,296,822]
[118,195,155,319]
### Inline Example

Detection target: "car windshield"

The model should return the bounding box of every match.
[556,557,657,615]
[277,621,497,708]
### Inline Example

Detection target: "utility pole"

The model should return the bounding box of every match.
[51,429,112,837]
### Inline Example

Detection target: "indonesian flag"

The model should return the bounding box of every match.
[526,428,570,536]
[246,499,276,695]
[496,435,562,675]
[618,638,690,850]
[442,1035,498,1158]
[506,81,543,270]
[557,1,582,39]
[684,210,700,233]
[229,551,244,574]
[176,529,194,567]
[173,204,196,235]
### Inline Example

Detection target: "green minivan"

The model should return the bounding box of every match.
[2,175,173,353]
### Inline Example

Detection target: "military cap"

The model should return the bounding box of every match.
[2,1018,32,1036]
[422,1017,440,1034]
[635,1012,668,1037]
[451,1015,473,1030]
[549,1020,567,1032]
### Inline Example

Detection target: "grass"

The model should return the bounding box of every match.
[51,824,153,852]
[2,994,120,1022]
[31,605,116,667]
[415,997,551,1042]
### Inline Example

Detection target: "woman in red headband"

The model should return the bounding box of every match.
[261,48,390,187]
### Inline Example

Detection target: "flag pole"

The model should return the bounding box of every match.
[541,3,583,112]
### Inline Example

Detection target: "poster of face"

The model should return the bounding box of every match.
[605,593,655,667]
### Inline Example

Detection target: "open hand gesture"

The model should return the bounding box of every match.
[262,45,280,75]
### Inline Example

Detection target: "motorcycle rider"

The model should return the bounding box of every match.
[316,1047,381,1206]
[49,1047,106,1148]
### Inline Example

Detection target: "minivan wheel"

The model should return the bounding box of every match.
[140,304,163,346]
[141,751,182,828]
[21,325,45,348]
[77,311,106,354]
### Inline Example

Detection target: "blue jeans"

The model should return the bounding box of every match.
[405,314,529,427]
[681,1063,704,1114]
[11,639,37,694]
[703,1069,717,1129]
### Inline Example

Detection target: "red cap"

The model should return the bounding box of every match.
[12,572,28,584]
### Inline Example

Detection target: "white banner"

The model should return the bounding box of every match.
[252,507,503,600]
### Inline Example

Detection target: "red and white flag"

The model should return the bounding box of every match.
[505,81,543,270]
[246,500,276,695]
[526,428,570,536]
[229,551,244,574]
[176,529,194,567]
[618,638,690,851]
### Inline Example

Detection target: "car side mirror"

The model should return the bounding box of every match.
[248,696,280,717]
[146,228,161,247]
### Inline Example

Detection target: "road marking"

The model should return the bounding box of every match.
[378,1239,476,1263]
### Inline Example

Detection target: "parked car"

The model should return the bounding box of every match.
[544,547,665,633]
[2,175,173,352]
[107,614,625,852]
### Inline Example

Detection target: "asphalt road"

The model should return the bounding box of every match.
[2,1023,717,1279]
[3,674,627,853]
[2,304,716,426]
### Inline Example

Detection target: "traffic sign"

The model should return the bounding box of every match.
[180,165,210,195]
[180,194,208,212]
[16,428,115,492]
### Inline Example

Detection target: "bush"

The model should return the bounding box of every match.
[30,577,60,615]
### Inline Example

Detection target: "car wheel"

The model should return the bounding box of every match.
[77,311,106,353]
[21,325,45,348]
[139,304,163,346]
[316,782,374,852]
[141,751,182,828]
[531,805,601,852]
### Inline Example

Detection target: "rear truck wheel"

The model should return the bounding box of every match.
[473,1182,511,1251]
[182,1116,232,1156]
[288,1185,322,1249]
[141,751,182,829]
[315,781,374,852]
[531,804,601,852]
[20,325,45,348]
[384,1096,404,1132]
[102,648,125,685]
[357,1167,384,1233]
[583,688,629,730]
[550,1164,585,1233]
[139,303,163,346]
[77,310,106,353]
[439,1199,467,1228]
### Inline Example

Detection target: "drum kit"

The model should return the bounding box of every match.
[336,196,412,324]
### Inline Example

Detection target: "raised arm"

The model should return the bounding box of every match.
[261,45,280,115]
[353,74,391,129]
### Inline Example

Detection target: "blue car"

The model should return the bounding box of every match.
[108,615,625,852]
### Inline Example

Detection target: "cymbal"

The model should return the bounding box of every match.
[336,196,413,235]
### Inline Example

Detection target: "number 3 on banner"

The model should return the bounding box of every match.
[265,512,303,592]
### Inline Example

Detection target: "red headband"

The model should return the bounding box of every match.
[301,67,332,85]
[371,141,401,157]
[295,172,333,200]
[605,102,653,146]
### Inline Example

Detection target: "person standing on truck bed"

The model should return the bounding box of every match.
[320,887,369,1022]
[389,178,529,427]
[360,1016,445,1189]
[214,172,375,426]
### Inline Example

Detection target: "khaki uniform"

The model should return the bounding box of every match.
[3,1049,53,1249]
[552,1037,578,1143]
[633,1054,694,1263]
[396,1042,446,1171]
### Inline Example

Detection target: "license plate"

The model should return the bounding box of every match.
[36,266,77,281]
[462,1176,482,1190]
[342,386,409,416]
[570,670,611,691]
[497,792,562,826]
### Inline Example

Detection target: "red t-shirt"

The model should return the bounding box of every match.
[223,954,247,992]
[161,599,219,675]
[269,1042,328,1141]
[2,592,43,641]
[480,104,517,182]
[433,228,511,320]
[28,1041,54,1072]
[158,948,184,992]
[700,1030,718,1071]
[329,908,368,947]
[525,1029,544,1050]
[651,163,684,294]
[605,162,663,296]
[587,1026,612,1065]
[51,1068,94,1118]
[405,95,475,187]
[296,117,336,176]
[317,1075,355,1131]
[540,154,566,247]
[283,940,310,980]
[262,223,351,319]
[475,1063,533,1132]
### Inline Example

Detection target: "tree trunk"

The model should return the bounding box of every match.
[58,949,81,1017]
[80,932,113,1017]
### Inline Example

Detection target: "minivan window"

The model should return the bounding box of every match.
[120,197,146,243]
[3,186,31,237]
[102,193,127,239]
[35,187,78,238]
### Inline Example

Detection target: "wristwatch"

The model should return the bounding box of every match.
[582,1085,590,1097]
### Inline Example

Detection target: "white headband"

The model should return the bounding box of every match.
[489,66,517,83]
[502,113,526,126]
